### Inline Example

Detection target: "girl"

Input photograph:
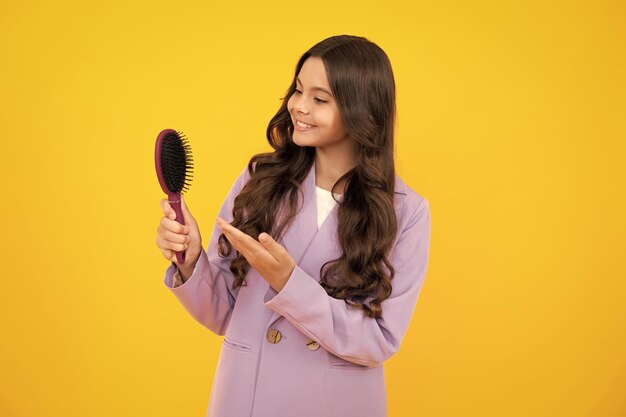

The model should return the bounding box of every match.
[156,34,431,417]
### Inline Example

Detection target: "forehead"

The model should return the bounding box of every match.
[297,57,330,88]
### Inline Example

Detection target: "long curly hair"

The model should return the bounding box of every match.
[218,34,398,319]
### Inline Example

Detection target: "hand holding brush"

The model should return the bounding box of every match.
[157,194,203,278]
[154,129,202,274]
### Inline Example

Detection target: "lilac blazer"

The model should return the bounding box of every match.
[163,161,431,417]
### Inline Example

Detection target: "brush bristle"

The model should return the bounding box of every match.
[160,131,194,194]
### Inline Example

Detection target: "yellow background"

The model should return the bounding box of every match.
[1,0,624,416]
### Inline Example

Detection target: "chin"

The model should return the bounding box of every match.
[292,134,312,147]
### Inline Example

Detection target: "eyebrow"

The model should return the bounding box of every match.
[296,77,333,97]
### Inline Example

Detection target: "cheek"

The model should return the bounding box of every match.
[326,112,341,131]
[286,97,295,115]
[332,112,348,133]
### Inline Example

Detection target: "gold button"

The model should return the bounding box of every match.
[306,338,320,351]
[267,329,282,344]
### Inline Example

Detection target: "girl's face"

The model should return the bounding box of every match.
[287,57,352,149]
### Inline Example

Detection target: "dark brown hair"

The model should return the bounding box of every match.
[218,34,398,319]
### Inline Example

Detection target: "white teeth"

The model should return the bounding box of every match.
[296,120,314,128]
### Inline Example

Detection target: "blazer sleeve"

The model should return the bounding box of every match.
[263,197,432,368]
[162,164,252,336]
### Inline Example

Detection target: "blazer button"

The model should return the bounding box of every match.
[306,338,320,351]
[267,329,282,344]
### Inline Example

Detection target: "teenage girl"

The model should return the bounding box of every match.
[156,34,431,417]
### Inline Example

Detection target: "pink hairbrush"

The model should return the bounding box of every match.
[155,129,194,264]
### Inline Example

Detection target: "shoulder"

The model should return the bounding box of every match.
[231,161,257,191]
[393,175,428,212]
[393,175,430,233]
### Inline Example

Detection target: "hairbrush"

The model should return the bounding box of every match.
[154,129,194,264]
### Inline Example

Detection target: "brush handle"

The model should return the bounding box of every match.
[169,192,186,264]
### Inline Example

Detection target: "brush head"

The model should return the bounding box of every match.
[155,129,194,195]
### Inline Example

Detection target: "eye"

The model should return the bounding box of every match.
[294,89,327,104]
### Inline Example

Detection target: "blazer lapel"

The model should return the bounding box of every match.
[263,162,407,328]
[264,160,341,327]
[278,160,319,265]
[279,159,342,278]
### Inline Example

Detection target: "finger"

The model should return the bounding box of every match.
[158,246,176,262]
[162,227,189,244]
[219,220,259,249]
[218,219,265,260]
[161,216,188,234]
[220,229,250,261]
[159,247,173,261]
[156,234,188,253]
[181,193,187,209]
[258,232,284,261]
[219,224,251,255]
[160,198,176,220]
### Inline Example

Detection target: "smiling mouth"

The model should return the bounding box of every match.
[295,120,316,128]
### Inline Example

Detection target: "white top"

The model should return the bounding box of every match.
[315,185,342,229]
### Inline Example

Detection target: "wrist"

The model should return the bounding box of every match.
[171,262,192,283]
[179,266,193,282]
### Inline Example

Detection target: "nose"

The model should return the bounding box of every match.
[291,93,309,115]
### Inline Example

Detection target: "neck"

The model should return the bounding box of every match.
[314,141,357,193]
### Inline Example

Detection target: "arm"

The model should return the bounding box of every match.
[163,165,252,335]
[263,198,432,368]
